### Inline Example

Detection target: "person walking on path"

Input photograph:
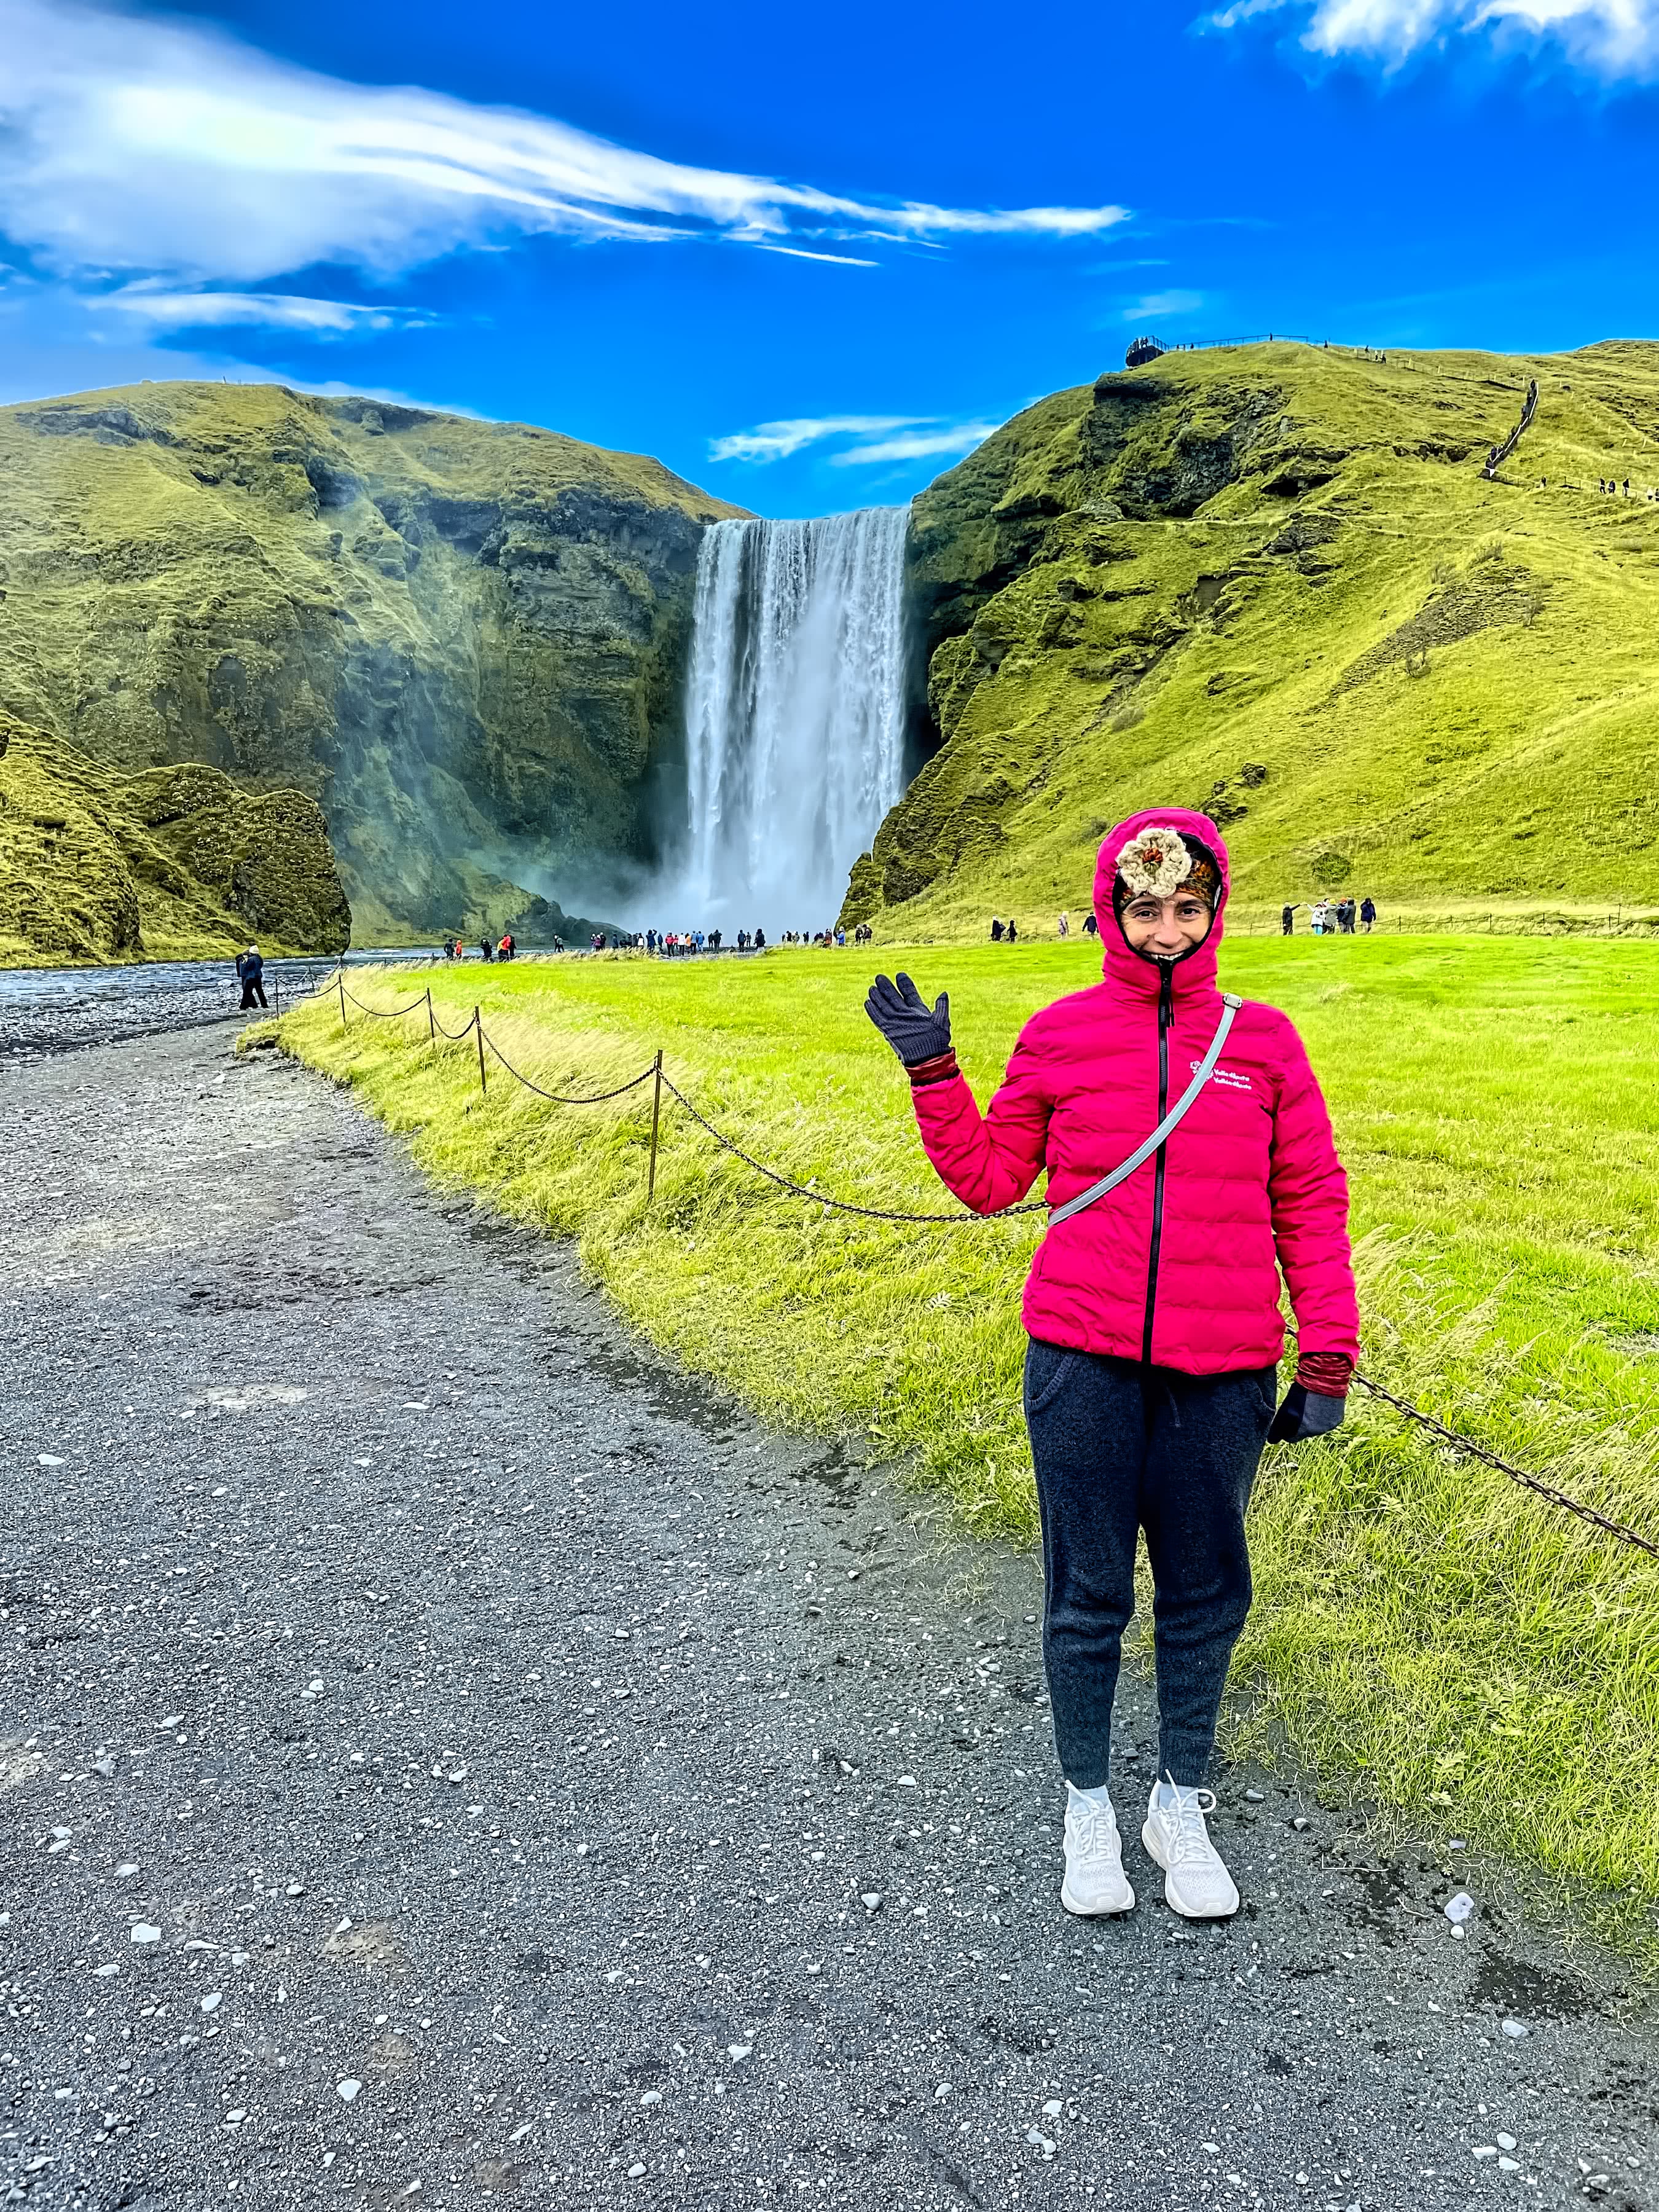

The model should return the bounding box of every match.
[236,944,267,1010]
[1360,896,1376,933]
[1281,903,1295,936]
[1057,912,1070,939]
[863,810,1357,1924]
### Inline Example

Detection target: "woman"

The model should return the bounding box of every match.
[865,810,1356,1921]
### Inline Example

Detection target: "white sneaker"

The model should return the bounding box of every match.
[1060,1784,1135,1916]
[1142,1778,1240,1919]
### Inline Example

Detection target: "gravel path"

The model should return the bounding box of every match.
[2,1024,1653,2212]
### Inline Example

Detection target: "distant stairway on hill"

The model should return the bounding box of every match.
[1482,378,1539,479]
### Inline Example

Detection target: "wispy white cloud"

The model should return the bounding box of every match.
[753,245,881,268]
[708,416,923,464]
[0,0,1129,299]
[826,422,1001,466]
[708,414,998,467]
[1121,289,1204,321]
[95,286,439,333]
[1207,0,1659,73]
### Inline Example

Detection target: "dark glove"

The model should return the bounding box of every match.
[1268,1384,1347,1444]
[865,972,951,1067]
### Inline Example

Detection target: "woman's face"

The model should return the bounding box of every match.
[1120,890,1213,960]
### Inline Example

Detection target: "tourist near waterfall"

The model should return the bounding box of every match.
[233,944,267,1010]
[865,809,1358,1921]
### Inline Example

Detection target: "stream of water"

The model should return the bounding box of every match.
[679,506,909,930]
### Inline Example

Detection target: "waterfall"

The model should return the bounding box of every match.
[680,505,909,928]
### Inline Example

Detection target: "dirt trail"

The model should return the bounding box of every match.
[1,1026,1652,2211]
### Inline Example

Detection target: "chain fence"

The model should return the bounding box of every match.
[309,967,1659,1562]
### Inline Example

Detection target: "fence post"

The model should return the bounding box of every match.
[339,970,347,1032]
[474,1008,487,1094]
[426,987,435,1046]
[272,970,281,1018]
[647,1049,664,1203]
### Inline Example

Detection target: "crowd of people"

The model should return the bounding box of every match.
[428,895,1383,967]
[977,900,1382,944]
[1281,896,1376,936]
[429,923,888,959]
[442,932,520,962]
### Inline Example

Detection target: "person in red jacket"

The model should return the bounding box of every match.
[865,808,1357,1923]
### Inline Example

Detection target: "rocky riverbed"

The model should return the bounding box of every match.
[1,1021,1653,2211]
[0,954,432,1063]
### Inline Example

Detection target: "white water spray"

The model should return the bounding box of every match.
[678,506,909,928]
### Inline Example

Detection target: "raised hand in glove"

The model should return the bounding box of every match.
[1266,1382,1347,1444]
[865,971,952,1069]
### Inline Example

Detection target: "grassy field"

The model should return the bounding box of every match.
[276,934,1659,1945]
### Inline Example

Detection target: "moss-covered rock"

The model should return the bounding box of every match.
[0,713,349,964]
[0,382,745,944]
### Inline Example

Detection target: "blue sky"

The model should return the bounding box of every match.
[2,0,1657,516]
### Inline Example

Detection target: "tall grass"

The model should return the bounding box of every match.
[275,935,1659,1945]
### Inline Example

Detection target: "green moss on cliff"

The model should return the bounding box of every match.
[850,340,1659,936]
[0,713,350,965]
[0,382,745,943]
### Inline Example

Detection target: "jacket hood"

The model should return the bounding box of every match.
[1091,807,1231,1000]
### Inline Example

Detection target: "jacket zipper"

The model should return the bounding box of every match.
[1140,966,1173,1364]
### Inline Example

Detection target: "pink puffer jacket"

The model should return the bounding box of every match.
[911,808,1359,1375]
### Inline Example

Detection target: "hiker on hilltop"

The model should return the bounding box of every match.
[863,812,1357,1925]
[235,944,267,1010]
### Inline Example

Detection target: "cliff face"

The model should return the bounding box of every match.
[0,382,745,947]
[0,714,350,964]
[847,342,1659,933]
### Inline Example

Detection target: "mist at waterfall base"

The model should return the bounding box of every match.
[639,506,912,937]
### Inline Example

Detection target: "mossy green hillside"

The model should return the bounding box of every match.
[0,382,745,946]
[0,713,348,965]
[850,341,1659,936]
[276,938,1659,1935]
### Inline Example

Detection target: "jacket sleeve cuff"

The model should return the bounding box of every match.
[1295,1349,1354,1396]
[906,1049,960,1088]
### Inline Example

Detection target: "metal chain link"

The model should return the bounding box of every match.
[1351,1372,1659,1560]
[658,1072,1045,1224]
[340,982,433,1019]
[481,1028,657,1105]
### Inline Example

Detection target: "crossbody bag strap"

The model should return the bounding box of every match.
[1046,994,1242,1229]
